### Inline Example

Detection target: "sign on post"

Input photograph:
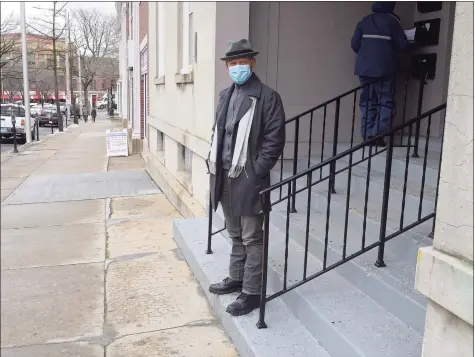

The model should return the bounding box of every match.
[106,128,128,157]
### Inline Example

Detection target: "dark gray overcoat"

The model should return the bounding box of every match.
[208,74,286,217]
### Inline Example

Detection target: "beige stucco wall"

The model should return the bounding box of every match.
[147,2,250,210]
[415,3,473,356]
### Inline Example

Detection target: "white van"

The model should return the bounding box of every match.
[0,104,36,142]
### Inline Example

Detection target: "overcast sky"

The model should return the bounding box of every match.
[1,1,116,23]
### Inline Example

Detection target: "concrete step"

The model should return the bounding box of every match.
[292,143,441,188]
[269,197,428,333]
[212,208,423,357]
[173,218,332,357]
[272,176,435,239]
[269,166,434,289]
[271,164,436,240]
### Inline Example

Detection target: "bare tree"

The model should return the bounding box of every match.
[71,9,118,114]
[0,12,20,70]
[1,12,21,102]
[28,1,67,131]
[32,67,56,106]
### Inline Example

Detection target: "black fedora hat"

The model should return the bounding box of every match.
[220,39,259,61]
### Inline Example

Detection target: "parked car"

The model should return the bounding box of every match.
[30,103,55,117]
[59,103,67,114]
[36,108,62,127]
[0,104,36,142]
[98,99,108,110]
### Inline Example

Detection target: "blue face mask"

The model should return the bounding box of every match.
[228,64,252,85]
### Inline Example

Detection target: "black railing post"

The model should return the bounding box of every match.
[330,99,340,193]
[36,120,40,141]
[11,115,18,154]
[290,118,300,213]
[206,191,213,254]
[256,209,270,329]
[375,133,394,268]
[412,75,426,158]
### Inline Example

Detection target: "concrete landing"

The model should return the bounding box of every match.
[2,169,160,205]
[173,218,332,357]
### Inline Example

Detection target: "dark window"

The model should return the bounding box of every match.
[1,106,26,117]
[28,54,35,66]
[58,76,65,87]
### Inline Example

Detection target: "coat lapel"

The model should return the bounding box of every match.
[216,87,234,129]
[235,96,252,124]
[235,74,263,124]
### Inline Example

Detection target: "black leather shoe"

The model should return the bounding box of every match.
[209,277,243,295]
[375,137,386,147]
[226,293,260,316]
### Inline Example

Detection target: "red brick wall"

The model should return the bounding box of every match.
[139,2,148,42]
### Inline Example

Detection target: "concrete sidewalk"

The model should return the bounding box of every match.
[0,114,237,357]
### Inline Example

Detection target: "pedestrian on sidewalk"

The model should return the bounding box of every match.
[91,107,97,122]
[83,105,88,122]
[207,39,286,316]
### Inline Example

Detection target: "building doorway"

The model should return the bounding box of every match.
[249,1,455,143]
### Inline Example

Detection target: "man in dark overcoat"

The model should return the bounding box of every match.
[207,39,286,316]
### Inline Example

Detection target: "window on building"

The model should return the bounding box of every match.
[184,146,193,176]
[72,78,77,90]
[28,53,35,66]
[91,80,96,90]
[46,56,54,68]
[179,2,193,74]
[156,130,164,152]
[58,76,65,88]
[156,2,165,78]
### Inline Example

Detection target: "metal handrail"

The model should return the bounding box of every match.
[261,103,447,195]
[256,102,447,328]
[284,73,396,124]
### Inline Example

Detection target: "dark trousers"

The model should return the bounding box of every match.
[220,171,264,295]
[359,76,395,139]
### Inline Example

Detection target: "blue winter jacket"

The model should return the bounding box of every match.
[351,2,409,78]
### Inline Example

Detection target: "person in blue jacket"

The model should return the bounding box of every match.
[351,2,409,145]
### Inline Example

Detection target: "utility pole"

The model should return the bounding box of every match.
[65,12,71,124]
[78,54,83,119]
[20,2,32,143]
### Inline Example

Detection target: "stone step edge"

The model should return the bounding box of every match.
[173,218,332,357]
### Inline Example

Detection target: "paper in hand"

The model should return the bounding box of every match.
[404,28,416,42]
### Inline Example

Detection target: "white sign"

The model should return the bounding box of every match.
[106,128,129,157]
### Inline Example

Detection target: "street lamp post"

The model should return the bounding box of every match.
[20,2,32,143]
